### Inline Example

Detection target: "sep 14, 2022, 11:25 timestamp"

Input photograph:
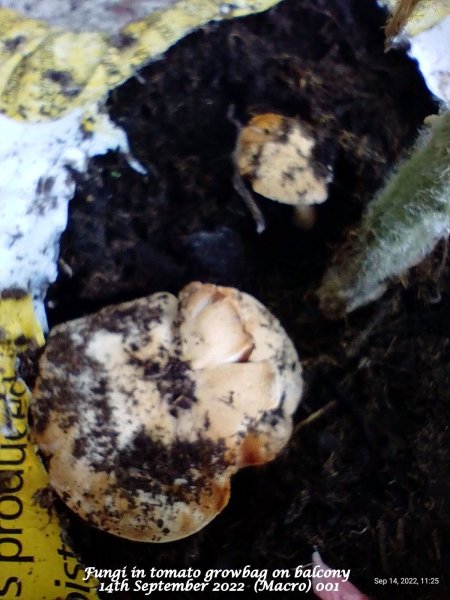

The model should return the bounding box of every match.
[374,577,440,586]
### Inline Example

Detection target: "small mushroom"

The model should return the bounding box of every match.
[236,113,333,228]
[31,282,303,542]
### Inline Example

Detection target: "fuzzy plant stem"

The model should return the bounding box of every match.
[318,110,450,319]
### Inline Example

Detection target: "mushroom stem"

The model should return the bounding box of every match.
[228,105,266,233]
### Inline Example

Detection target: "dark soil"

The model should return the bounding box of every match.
[39,0,450,598]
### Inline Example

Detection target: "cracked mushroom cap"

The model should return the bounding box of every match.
[31,282,303,542]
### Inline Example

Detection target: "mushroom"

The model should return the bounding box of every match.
[31,282,303,542]
[236,113,333,228]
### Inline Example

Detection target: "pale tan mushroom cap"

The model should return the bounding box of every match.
[31,282,303,542]
[237,113,331,206]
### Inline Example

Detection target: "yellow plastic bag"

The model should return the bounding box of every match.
[0,292,98,599]
[0,0,283,122]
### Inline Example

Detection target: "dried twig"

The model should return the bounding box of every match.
[294,400,336,434]
[385,0,421,38]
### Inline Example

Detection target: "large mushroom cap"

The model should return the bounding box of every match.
[31,282,303,542]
